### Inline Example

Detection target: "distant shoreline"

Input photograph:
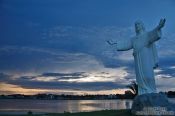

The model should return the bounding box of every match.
[0,96,175,100]
[1,92,175,100]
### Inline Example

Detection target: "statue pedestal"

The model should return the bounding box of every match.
[131,93,175,116]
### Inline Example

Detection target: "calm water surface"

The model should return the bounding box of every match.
[0,99,132,113]
[0,98,174,114]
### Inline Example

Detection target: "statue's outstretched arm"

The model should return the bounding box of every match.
[148,18,166,44]
[117,41,133,51]
[107,39,133,51]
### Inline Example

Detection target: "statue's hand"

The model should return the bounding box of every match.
[106,40,117,45]
[157,18,166,30]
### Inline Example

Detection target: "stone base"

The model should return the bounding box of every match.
[131,93,175,116]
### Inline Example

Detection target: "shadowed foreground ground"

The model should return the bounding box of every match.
[0,110,133,116]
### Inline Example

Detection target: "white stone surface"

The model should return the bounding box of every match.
[116,19,166,95]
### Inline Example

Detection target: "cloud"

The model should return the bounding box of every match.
[0,66,130,92]
[1,64,175,94]
[0,46,104,74]
[1,25,174,73]
[41,25,136,68]
[156,77,175,92]
[41,25,175,68]
[0,82,129,95]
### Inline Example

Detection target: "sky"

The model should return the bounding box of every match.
[0,0,175,95]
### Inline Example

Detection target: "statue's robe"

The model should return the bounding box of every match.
[117,28,161,95]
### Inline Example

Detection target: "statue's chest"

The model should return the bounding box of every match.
[133,35,148,51]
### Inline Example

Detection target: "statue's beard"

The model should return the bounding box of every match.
[135,28,145,35]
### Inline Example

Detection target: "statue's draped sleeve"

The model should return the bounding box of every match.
[147,28,161,68]
[150,43,158,68]
[148,28,162,44]
[117,39,133,51]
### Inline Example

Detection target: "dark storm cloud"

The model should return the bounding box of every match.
[0,46,102,73]
[41,72,88,79]
[42,72,85,76]
[0,73,11,82]
[0,72,126,91]
[155,66,175,79]
[17,81,126,91]
[0,72,88,83]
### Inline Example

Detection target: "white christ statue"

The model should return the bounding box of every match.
[108,19,166,95]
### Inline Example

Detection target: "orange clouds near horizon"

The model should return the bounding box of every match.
[0,82,127,95]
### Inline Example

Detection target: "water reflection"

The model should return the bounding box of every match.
[2,98,174,113]
[0,99,133,113]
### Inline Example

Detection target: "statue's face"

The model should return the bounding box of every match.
[135,21,145,35]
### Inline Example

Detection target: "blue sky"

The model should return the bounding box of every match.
[0,0,175,95]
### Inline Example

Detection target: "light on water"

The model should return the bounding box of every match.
[0,99,133,113]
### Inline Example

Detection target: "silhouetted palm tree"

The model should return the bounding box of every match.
[126,81,138,95]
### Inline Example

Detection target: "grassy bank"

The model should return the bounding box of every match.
[0,109,133,116]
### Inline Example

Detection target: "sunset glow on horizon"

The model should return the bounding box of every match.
[0,82,128,95]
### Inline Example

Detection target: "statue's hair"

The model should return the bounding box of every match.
[135,20,144,25]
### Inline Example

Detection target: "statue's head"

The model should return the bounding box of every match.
[135,20,145,35]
